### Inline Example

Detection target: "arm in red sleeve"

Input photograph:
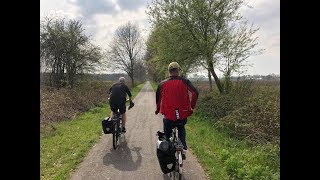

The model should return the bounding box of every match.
[186,79,199,109]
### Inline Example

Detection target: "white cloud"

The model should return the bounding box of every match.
[40,0,279,75]
[239,0,280,75]
[90,6,150,49]
[40,0,82,19]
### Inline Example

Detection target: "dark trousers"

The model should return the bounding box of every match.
[163,118,188,150]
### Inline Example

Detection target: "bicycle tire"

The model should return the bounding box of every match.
[172,171,176,180]
[177,152,182,180]
[178,151,183,173]
[113,120,118,149]
[117,119,120,141]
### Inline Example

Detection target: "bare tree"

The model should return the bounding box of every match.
[109,22,143,87]
[217,20,263,93]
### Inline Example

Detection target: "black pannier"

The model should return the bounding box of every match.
[156,131,176,174]
[102,117,113,134]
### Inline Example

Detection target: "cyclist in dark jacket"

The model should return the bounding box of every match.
[155,62,199,159]
[109,77,133,132]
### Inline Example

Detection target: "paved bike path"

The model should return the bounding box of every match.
[70,81,208,180]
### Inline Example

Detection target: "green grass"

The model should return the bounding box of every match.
[130,83,145,98]
[186,114,280,180]
[150,81,158,91]
[40,82,145,180]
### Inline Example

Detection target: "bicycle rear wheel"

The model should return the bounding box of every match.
[178,151,183,180]
[170,171,176,180]
[112,120,118,149]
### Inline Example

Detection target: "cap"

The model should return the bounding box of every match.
[168,62,181,71]
[119,77,125,83]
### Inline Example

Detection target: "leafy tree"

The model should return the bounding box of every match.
[147,0,262,93]
[40,17,102,88]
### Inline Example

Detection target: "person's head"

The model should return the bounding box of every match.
[168,62,181,76]
[119,77,125,83]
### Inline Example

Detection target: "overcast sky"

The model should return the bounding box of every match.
[40,0,279,76]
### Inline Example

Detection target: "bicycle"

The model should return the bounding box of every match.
[111,99,134,150]
[111,110,122,149]
[169,123,184,180]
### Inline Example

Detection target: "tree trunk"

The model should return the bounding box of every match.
[224,76,231,94]
[208,61,224,94]
[131,78,134,88]
[208,69,213,91]
[130,58,134,88]
[224,69,233,94]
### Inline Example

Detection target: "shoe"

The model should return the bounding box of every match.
[122,127,126,133]
[182,150,186,160]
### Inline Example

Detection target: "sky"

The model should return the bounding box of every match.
[40,0,279,76]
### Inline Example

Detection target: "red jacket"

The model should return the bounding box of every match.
[156,76,199,121]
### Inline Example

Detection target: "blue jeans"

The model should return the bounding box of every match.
[163,118,188,150]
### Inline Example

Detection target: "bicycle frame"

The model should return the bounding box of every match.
[170,125,184,180]
[112,110,122,149]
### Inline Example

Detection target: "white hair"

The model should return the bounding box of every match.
[119,77,125,83]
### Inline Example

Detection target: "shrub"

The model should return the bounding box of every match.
[40,81,112,126]
[216,85,280,143]
[195,81,255,122]
[195,80,280,144]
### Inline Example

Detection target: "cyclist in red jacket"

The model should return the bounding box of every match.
[155,62,199,159]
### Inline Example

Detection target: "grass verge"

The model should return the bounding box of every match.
[186,114,280,179]
[150,81,158,91]
[40,82,145,180]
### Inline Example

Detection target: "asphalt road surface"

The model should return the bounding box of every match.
[70,81,208,180]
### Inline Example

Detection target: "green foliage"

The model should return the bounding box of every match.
[145,22,201,81]
[150,81,158,91]
[189,80,280,179]
[196,90,250,121]
[216,85,280,143]
[40,17,103,88]
[222,144,280,179]
[146,0,262,94]
[195,80,279,144]
[186,115,280,180]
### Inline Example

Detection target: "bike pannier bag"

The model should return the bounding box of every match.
[102,117,113,134]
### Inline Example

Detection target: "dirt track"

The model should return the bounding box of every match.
[70,81,208,180]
